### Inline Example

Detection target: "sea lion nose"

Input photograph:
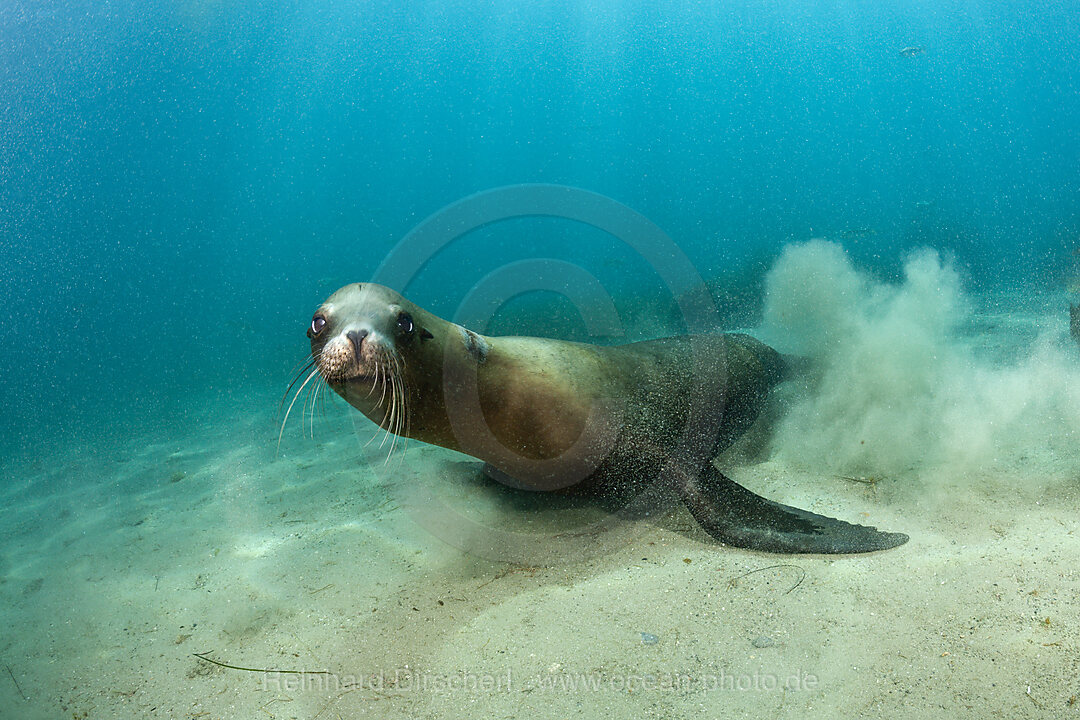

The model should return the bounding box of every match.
[346,329,368,355]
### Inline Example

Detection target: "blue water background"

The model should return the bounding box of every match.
[2,0,1078,458]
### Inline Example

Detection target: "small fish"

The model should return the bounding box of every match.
[900,46,924,58]
[838,226,877,241]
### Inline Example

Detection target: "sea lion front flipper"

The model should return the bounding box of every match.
[677,465,908,554]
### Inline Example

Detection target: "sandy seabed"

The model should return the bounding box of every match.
[1,377,1078,720]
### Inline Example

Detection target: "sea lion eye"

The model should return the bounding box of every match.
[396,312,414,335]
[310,316,327,336]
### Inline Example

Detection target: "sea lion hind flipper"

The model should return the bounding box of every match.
[678,466,908,554]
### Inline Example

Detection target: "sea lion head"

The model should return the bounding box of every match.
[308,282,436,386]
[302,282,455,444]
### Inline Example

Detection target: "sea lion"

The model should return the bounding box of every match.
[298,282,908,554]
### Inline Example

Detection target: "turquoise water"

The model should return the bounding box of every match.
[3,2,1080,718]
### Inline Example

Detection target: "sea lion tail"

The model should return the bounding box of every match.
[726,334,810,385]
[677,465,908,554]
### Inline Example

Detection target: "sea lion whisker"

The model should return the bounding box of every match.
[387,362,408,464]
[285,351,318,381]
[393,355,410,463]
[317,374,328,419]
[394,353,408,432]
[277,368,321,455]
[365,357,379,400]
[279,356,317,416]
[307,377,323,440]
[381,350,406,459]
[364,352,382,398]
[364,357,389,449]
[363,363,381,448]
[391,357,405,459]
[377,355,389,407]
[383,395,398,460]
[380,351,408,466]
[379,363,397,450]
[311,374,328,437]
[303,376,314,439]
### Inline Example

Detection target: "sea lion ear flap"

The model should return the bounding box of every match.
[420,328,434,341]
